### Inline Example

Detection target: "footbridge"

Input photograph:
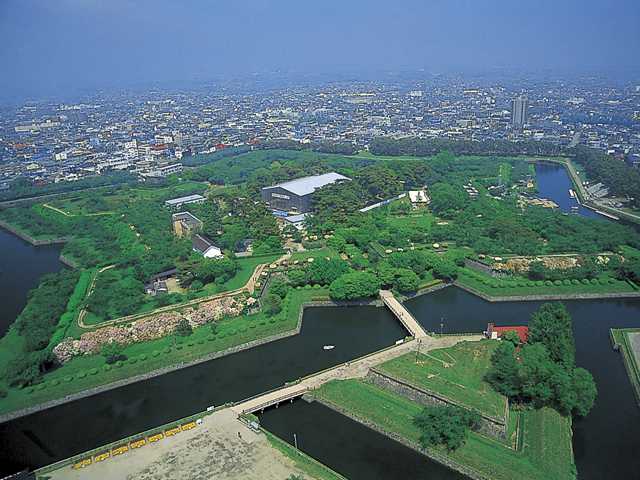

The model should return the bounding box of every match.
[379,290,429,338]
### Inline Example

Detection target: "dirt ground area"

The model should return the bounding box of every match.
[47,409,309,480]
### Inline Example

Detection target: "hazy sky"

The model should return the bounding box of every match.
[1,0,639,99]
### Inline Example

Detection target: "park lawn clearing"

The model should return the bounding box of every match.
[0,288,328,417]
[377,340,506,420]
[313,379,575,480]
[202,253,282,294]
[290,247,339,263]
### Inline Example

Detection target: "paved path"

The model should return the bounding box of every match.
[47,409,310,480]
[379,289,429,338]
[232,334,482,415]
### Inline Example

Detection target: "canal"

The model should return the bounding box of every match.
[0,227,64,337]
[533,161,604,219]
[0,305,405,474]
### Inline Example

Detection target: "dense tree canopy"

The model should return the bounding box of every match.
[413,405,480,451]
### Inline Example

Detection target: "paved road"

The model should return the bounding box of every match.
[232,334,482,415]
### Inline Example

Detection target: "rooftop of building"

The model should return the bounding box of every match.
[263,172,350,196]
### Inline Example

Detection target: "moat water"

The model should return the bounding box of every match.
[0,227,63,337]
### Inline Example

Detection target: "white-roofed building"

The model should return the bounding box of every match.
[261,172,350,213]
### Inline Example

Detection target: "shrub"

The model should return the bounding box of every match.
[89,368,99,375]
[0,388,7,398]
[36,383,46,391]
[163,347,172,354]
[101,342,127,364]
[545,280,553,286]
[197,339,205,345]
[527,281,535,287]
[139,354,147,361]
[103,364,112,371]
[65,375,74,382]
[187,342,195,347]
[152,350,161,357]
[77,372,87,378]
[175,344,183,350]
[582,279,591,285]
[51,379,60,386]
[207,335,216,341]
[553,280,562,286]
[128,357,138,364]
[536,281,544,287]
[563,279,572,286]
[572,279,581,285]
[114,361,123,368]
[590,278,599,285]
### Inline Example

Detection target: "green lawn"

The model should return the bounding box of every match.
[457,267,637,297]
[290,247,339,262]
[0,287,329,416]
[202,253,282,294]
[377,340,506,419]
[386,213,435,233]
[313,379,575,480]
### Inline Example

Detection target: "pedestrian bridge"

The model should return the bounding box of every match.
[379,290,429,338]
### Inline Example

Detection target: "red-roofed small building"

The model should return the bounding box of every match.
[486,323,529,344]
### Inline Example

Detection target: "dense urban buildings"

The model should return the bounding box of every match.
[1,74,639,191]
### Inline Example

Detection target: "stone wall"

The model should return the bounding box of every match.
[367,369,507,441]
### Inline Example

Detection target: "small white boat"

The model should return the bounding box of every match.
[323,345,335,350]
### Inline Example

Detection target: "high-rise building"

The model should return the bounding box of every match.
[511,95,529,128]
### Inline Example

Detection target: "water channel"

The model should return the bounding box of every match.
[0,228,64,337]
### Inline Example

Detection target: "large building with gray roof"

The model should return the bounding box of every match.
[261,172,350,213]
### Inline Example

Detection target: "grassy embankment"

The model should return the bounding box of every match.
[314,379,575,480]
[0,287,329,417]
[456,267,637,298]
[611,328,640,405]
[311,339,575,480]
[377,341,506,420]
[264,429,347,480]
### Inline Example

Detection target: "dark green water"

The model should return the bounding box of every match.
[0,227,63,337]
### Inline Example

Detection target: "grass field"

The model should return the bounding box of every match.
[377,340,506,419]
[0,287,329,416]
[611,328,640,406]
[313,379,575,480]
[499,163,512,186]
[48,181,208,216]
[289,247,339,262]
[457,267,638,297]
[202,253,283,295]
